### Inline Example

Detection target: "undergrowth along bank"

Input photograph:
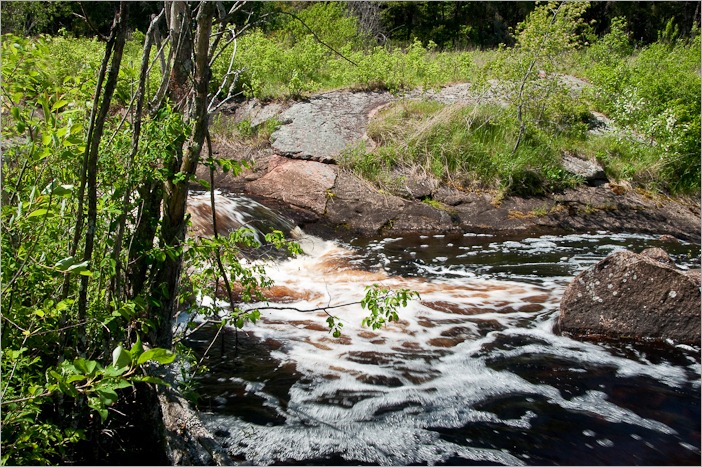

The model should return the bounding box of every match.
[10,2,701,199]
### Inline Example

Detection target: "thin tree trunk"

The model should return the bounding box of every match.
[152,13,168,76]
[109,9,163,307]
[126,181,162,299]
[61,17,116,303]
[151,1,215,349]
[511,2,562,156]
[78,2,129,322]
[167,0,194,111]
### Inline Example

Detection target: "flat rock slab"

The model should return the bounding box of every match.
[247,156,338,216]
[326,172,406,233]
[271,91,392,162]
[324,171,459,235]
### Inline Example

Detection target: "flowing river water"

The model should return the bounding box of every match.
[184,193,701,466]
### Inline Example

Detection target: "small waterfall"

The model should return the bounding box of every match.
[187,191,301,244]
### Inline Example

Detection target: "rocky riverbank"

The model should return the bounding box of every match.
[197,85,700,243]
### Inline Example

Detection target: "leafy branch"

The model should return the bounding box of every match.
[190,285,420,340]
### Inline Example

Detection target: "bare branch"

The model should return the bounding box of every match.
[276,10,358,67]
[75,1,109,41]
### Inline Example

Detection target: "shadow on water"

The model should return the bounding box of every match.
[187,326,299,426]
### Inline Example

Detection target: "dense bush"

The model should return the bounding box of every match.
[211,4,477,100]
[1,34,170,465]
[584,20,701,193]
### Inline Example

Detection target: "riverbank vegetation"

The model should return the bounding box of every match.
[1,1,700,464]
[230,1,699,197]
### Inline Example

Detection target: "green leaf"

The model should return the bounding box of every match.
[133,375,169,386]
[136,348,176,365]
[112,345,131,369]
[102,365,128,378]
[54,256,76,271]
[87,397,108,422]
[49,370,79,398]
[95,387,118,406]
[50,99,68,112]
[73,358,98,376]
[129,334,144,361]
[48,370,63,382]
[55,299,73,312]
[66,260,90,275]
[27,208,49,218]
[109,380,133,390]
[66,374,87,384]
[52,184,74,197]
[195,178,211,190]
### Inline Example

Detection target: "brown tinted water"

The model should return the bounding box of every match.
[185,195,700,465]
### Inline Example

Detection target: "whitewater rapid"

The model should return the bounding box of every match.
[184,216,700,465]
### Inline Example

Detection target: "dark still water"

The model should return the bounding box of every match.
[186,230,701,465]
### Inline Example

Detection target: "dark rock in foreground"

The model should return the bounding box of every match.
[556,248,701,345]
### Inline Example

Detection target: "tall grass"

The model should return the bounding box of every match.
[342,100,581,197]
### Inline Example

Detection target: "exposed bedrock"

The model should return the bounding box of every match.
[197,87,700,243]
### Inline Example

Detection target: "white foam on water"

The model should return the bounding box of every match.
[193,229,696,465]
[205,411,526,466]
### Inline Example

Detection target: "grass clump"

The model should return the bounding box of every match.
[209,114,281,150]
[343,99,583,198]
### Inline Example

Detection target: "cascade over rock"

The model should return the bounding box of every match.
[556,248,701,345]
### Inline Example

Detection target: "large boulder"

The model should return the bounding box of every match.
[556,248,701,345]
[271,90,391,163]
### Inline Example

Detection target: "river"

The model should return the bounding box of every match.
[184,193,701,466]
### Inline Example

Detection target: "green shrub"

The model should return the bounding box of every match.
[584,24,700,194]
[275,2,369,51]
[211,22,479,100]
[586,16,633,65]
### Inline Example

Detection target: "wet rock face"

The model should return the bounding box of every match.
[557,248,701,345]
